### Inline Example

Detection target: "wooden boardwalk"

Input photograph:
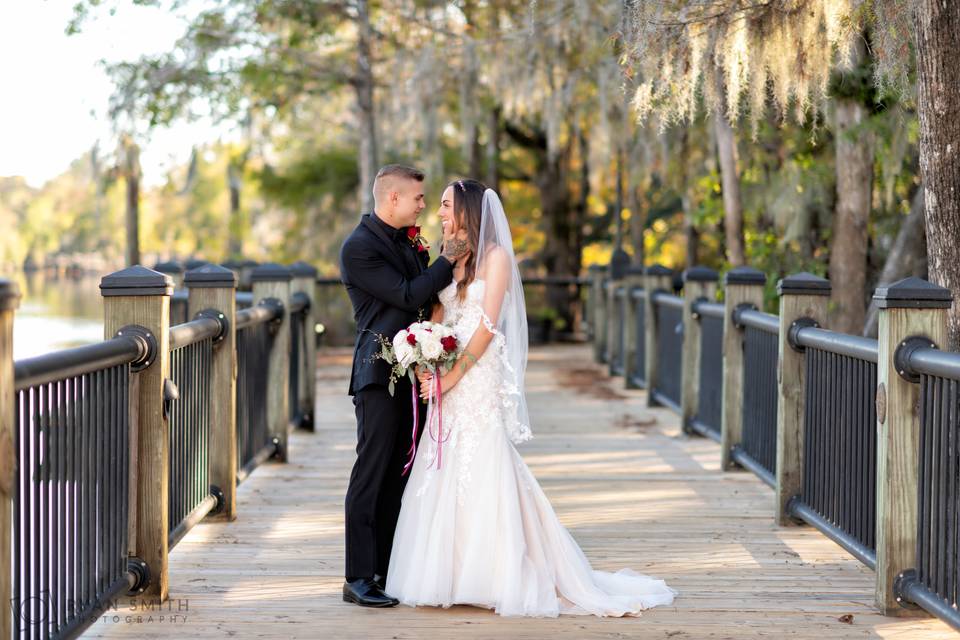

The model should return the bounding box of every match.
[88,345,955,639]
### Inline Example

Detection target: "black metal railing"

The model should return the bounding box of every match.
[732,308,780,487]
[896,346,960,631]
[610,285,627,376]
[690,301,724,441]
[167,317,221,549]
[288,292,310,429]
[788,327,879,569]
[650,291,684,412]
[11,337,147,640]
[629,287,646,388]
[235,303,281,483]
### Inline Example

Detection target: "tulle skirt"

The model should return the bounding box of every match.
[385,390,676,618]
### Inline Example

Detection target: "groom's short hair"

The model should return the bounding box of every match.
[373,164,424,206]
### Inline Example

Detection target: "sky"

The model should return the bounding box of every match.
[0,0,227,187]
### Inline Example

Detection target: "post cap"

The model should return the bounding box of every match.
[184,263,239,289]
[588,264,606,274]
[184,258,210,271]
[725,266,766,285]
[240,259,259,268]
[0,279,21,311]
[100,265,173,297]
[645,264,673,277]
[152,260,184,275]
[683,266,719,283]
[221,259,243,270]
[626,264,646,276]
[251,262,293,283]
[777,272,831,296]
[873,276,952,309]
[289,261,319,278]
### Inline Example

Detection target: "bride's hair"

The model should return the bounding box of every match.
[448,178,487,300]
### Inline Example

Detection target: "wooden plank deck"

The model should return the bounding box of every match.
[88,345,955,639]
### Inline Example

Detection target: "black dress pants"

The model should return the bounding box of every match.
[344,381,423,580]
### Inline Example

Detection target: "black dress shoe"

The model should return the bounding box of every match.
[342,578,399,608]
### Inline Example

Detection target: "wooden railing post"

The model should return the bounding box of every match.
[720,267,767,470]
[185,264,238,521]
[606,272,625,372]
[251,263,292,462]
[239,259,259,292]
[589,264,607,363]
[644,264,674,408]
[681,267,718,434]
[290,261,318,431]
[153,260,185,290]
[100,265,173,600]
[1,279,20,638]
[775,272,830,526]
[623,265,646,390]
[873,277,951,615]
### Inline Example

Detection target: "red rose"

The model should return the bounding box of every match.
[406,333,417,345]
[416,243,428,253]
[407,226,420,240]
[441,336,457,352]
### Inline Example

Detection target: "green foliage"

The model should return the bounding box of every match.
[258,147,357,211]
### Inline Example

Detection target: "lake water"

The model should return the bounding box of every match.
[6,271,360,359]
[10,273,105,360]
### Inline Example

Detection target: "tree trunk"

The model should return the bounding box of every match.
[683,191,698,268]
[486,106,501,192]
[628,182,644,265]
[914,2,960,350]
[355,0,378,215]
[123,137,140,267]
[227,161,243,258]
[678,130,699,267]
[714,114,745,266]
[863,188,927,337]
[829,95,874,335]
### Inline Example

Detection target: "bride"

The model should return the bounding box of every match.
[384,179,676,617]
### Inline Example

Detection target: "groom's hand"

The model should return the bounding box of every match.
[441,229,470,263]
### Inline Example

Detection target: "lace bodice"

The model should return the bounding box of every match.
[414,279,532,504]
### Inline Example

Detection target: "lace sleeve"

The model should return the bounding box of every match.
[477,306,532,444]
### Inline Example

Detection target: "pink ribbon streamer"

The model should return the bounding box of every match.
[427,373,449,470]
[401,381,419,476]
[401,370,449,476]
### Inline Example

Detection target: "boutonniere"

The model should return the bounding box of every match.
[407,226,430,253]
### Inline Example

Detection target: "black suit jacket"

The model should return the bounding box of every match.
[340,214,454,395]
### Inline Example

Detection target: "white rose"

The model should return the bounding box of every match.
[393,331,416,368]
[421,334,443,360]
[395,340,416,368]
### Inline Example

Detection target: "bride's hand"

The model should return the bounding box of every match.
[419,373,455,401]
[416,367,432,385]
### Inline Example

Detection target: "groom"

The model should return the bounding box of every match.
[339,164,467,607]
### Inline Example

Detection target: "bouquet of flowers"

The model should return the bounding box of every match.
[372,321,461,475]
[374,321,460,396]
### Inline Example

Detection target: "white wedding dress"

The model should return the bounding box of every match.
[385,279,676,617]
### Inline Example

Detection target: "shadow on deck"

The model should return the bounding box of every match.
[87,345,955,639]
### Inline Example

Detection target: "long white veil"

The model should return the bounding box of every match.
[475,189,532,444]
